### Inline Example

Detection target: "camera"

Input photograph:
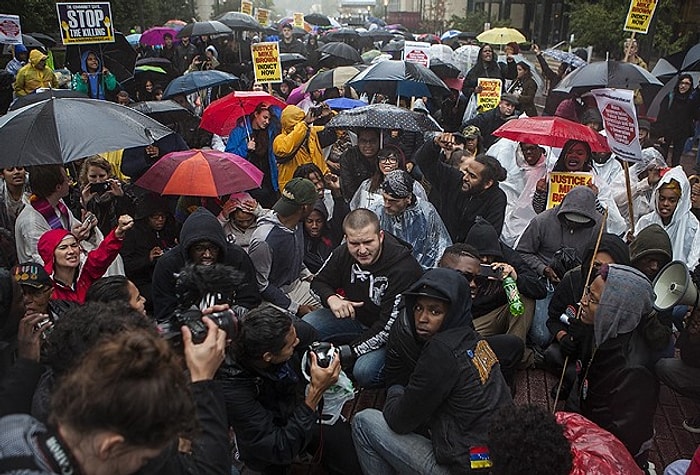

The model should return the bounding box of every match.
[479,264,503,281]
[171,305,240,344]
[310,105,324,117]
[89,182,111,194]
[308,341,336,369]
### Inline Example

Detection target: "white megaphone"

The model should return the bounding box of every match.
[652,260,699,312]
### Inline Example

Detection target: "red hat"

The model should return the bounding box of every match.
[38,229,73,275]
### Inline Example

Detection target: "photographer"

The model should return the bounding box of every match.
[221,305,361,474]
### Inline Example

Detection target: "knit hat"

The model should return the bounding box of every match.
[273,178,318,216]
[630,223,673,265]
[403,283,451,302]
[465,216,503,259]
[38,229,73,276]
[381,170,414,199]
[13,262,52,289]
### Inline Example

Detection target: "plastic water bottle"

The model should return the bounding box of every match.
[503,276,524,317]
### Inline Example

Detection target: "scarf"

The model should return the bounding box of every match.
[30,195,70,230]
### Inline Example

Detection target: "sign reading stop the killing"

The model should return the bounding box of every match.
[403,41,431,68]
[56,3,114,45]
[591,88,642,162]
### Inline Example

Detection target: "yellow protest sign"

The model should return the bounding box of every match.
[252,42,281,84]
[240,0,253,16]
[293,13,305,29]
[546,172,594,209]
[476,78,501,113]
[256,8,270,27]
[624,0,657,34]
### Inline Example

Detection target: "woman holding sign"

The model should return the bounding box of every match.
[507,61,538,117]
[461,43,516,100]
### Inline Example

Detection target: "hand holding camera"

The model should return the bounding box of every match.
[17,312,52,362]
[182,315,227,382]
[305,342,341,410]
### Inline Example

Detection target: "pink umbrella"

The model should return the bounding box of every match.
[286,83,308,105]
[135,149,264,197]
[140,27,179,46]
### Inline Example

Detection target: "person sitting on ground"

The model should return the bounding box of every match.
[339,128,382,202]
[302,201,339,274]
[463,94,520,149]
[303,209,423,388]
[293,162,348,241]
[352,268,513,473]
[217,192,264,251]
[85,275,147,316]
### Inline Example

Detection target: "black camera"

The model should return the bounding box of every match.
[89,182,111,194]
[171,305,240,344]
[310,105,324,117]
[308,341,336,369]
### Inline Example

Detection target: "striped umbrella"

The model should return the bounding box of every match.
[135,149,264,197]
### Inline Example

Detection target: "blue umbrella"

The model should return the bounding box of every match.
[440,30,461,41]
[163,70,239,99]
[325,98,368,110]
[542,49,587,69]
[126,33,142,45]
[347,60,450,98]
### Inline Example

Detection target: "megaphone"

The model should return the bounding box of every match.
[652,260,699,311]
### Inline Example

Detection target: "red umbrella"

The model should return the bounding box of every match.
[135,149,264,197]
[200,91,287,137]
[492,116,610,152]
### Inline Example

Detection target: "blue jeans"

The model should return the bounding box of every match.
[664,460,690,475]
[303,308,386,388]
[529,282,554,348]
[351,408,452,475]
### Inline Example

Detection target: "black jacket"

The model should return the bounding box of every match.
[121,215,178,290]
[339,147,377,202]
[463,107,517,149]
[384,268,513,473]
[152,208,260,321]
[462,59,516,97]
[416,139,507,242]
[311,232,423,357]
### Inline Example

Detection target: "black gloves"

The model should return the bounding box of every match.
[558,333,578,357]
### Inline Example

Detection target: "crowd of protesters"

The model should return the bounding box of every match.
[1,12,700,475]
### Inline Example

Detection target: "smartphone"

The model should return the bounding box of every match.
[89,182,110,194]
[479,264,503,281]
[83,212,97,225]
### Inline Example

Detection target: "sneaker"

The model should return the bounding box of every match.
[683,415,700,433]
[645,461,656,475]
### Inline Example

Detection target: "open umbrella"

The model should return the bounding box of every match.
[27,33,57,48]
[279,53,307,67]
[359,29,395,42]
[177,21,232,38]
[305,66,363,92]
[476,27,526,45]
[325,103,442,132]
[9,89,87,111]
[164,19,187,30]
[361,49,382,64]
[136,149,263,197]
[429,44,454,64]
[126,33,142,45]
[323,28,359,43]
[136,57,174,72]
[542,49,587,69]
[553,60,663,94]
[130,100,194,126]
[65,33,138,83]
[200,91,287,137]
[440,30,461,41]
[216,11,261,31]
[0,96,173,167]
[381,40,404,53]
[347,60,450,98]
[306,13,333,26]
[417,33,441,44]
[20,34,46,49]
[141,27,179,46]
[430,58,461,79]
[318,42,362,64]
[492,116,610,152]
[325,98,368,110]
[452,44,480,74]
[163,70,239,99]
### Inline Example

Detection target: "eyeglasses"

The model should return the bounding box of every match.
[192,243,219,254]
[378,154,398,163]
[582,286,600,305]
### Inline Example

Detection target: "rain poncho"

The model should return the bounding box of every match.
[635,166,700,269]
[371,196,452,269]
[13,50,58,97]
[349,178,428,211]
[613,147,666,224]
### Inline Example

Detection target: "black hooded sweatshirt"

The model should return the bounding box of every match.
[384,268,513,473]
[152,207,261,321]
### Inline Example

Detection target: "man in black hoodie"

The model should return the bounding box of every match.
[415,132,508,242]
[303,209,423,388]
[151,207,260,322]
[352,268,512,473]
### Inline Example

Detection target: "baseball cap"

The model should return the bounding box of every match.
[404,284,450,302]
[12,262,52,289]
[273,178,318,216]
[281,22,293,29]
[462,125,481,139]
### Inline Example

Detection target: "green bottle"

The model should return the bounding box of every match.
[503,276,524,317]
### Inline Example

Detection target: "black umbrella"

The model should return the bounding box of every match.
[318,42,362,64]
[27,33,57,48]
[305,66,363,92]
[305,13,332,26]
[0,97,173,167]
[280,53,307,67]
[130,100,194,126]
[176,20,232,38]
[216,11,261,31]
[21,34,46,49]
[65,32,137,83]
[429,58,461,79]
[163,70,238,99]
[347,60,450,98]
[381,40,404,53]
[359,29,395,42]
[323,28,359,43]
[553,60,663,94]
[326,103,441,132]
[9,89,87,111]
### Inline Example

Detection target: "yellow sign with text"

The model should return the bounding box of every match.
[624,0,657,34]
[252,41,281,84]
[240,0,253,16]
[476,78,502,113]
[546,172,594,209]
[293,13,305,29]
[256,8,270,27]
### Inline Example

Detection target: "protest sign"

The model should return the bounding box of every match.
[240,0,253,15]
[256,8,270,27]
[591,88,642,162]
[547,172,594,209]
[293,13,305,29]
[624,0,657,34]
[252,41,281,84]
[403,41,431,68]
[57,3,114,45]
[0,14,22,45]
[477,78,501,112]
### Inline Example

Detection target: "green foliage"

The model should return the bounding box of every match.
[651,0,692,56]
[567,0,627,56]
[4,0,59,35]
[449,10,511,34]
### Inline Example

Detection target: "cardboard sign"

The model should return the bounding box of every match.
[293,13,305,29]
[240,0,253,16]
[547,172,594,209]
[56,3,114,45]
[256,8,270,27]
[0,14,22,45]
[251,41,281,84]
[591,88,642,162]
[403,40,431,68]
[624,0,657,34]
[476,78,501,112]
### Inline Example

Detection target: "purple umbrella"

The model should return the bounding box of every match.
[286,84,308,105]
[140,27,179,46]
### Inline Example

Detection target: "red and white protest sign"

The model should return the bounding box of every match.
[0,14,22,45]
[403,41,430,68]
[591,88,642,162]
